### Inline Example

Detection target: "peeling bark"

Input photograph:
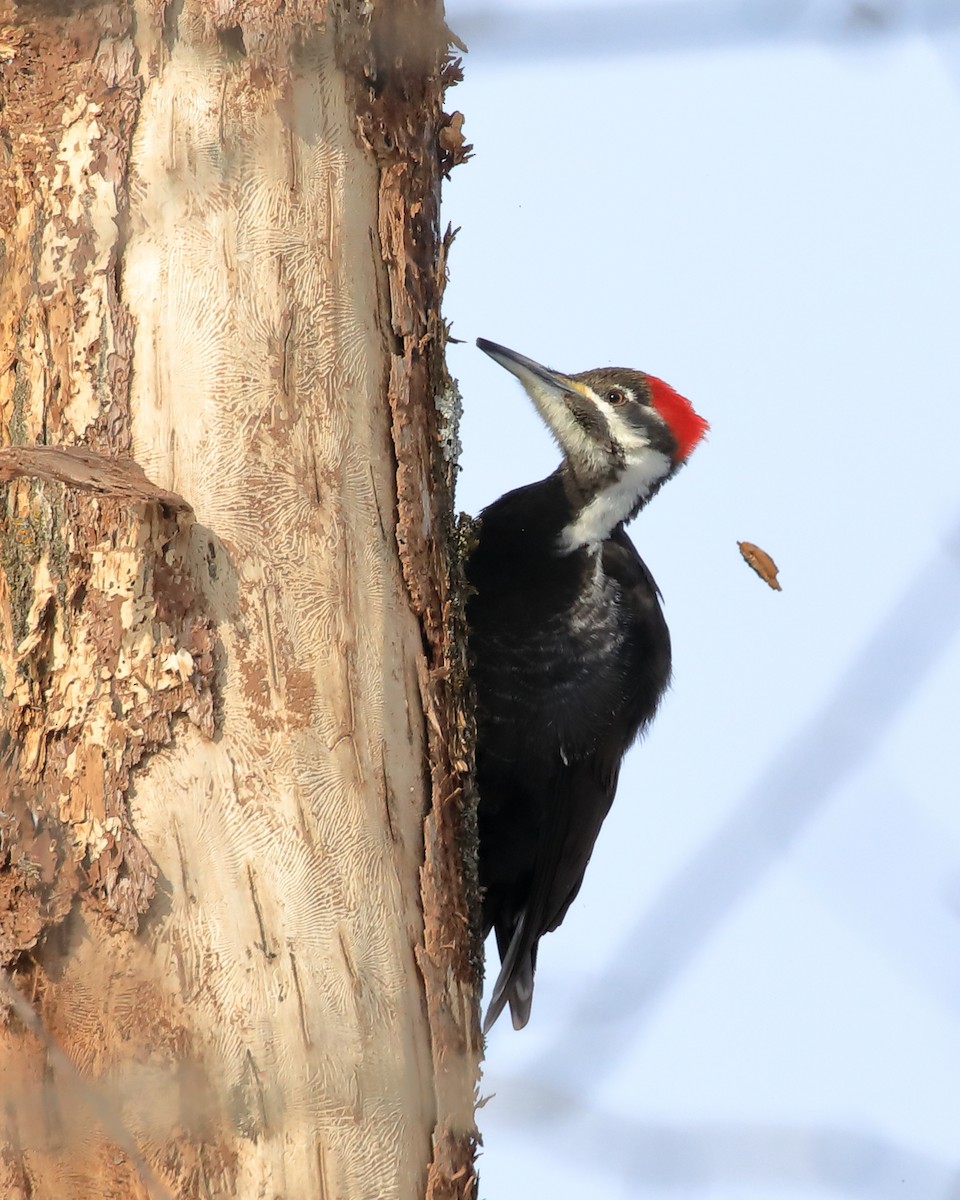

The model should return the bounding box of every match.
[0,2,479,1198]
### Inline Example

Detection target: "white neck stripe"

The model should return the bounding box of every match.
[558,450,672,552]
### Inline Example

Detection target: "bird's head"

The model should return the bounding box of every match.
[477,337,709,551]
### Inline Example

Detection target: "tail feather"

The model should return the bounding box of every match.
[484,915,537,1033]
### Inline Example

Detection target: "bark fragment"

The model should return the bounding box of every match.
[738,539,783,591]
[0,447,190,512]
[0,479,216,935]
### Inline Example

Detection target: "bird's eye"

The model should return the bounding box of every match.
[606,388,626,406]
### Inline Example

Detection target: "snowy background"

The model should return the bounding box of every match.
[440,2,960,1196]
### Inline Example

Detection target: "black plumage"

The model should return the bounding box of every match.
[466,339,707,1031]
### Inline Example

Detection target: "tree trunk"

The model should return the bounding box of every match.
[0,3,479,1198]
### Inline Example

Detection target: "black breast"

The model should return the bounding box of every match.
[466,473,672,1009]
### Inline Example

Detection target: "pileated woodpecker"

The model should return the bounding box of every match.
[467,338,708,1032]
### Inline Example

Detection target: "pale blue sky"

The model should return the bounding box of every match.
[442,4,960,1196]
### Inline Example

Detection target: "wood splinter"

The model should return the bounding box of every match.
[738,540,782,591]
[0,445,191,513]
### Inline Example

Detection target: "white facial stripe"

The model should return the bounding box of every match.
[558,449,672,552]
[604,402,654,457]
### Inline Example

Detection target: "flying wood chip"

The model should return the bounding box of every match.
[0,446,191,513]
[738,541,781,591]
